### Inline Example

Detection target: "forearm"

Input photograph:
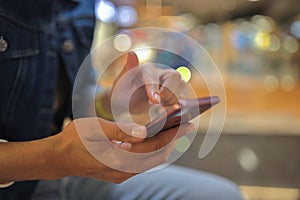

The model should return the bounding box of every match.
[0,135,67,183]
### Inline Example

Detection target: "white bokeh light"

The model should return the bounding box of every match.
[113,34,132,52]
[291,20,300,39]
[238,147,259,172]
[116,6,138,27]
[134,46,153,63]
[96,0,116,23]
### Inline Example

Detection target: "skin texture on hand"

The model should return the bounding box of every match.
[119,52,186,105]
[0,52,194,184]
[0,118,194,184]
[97,52,186,120]
[54,118,195,182]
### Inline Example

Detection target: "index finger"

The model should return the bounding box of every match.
[159,70,183,103]
[141,65,161,104]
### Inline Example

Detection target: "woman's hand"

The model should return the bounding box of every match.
[69,52,193,183]
[97,52,186,123]
[0,53,194,184]
[0,117,194,184]
[113,52,185,105]
[55,117,195,183]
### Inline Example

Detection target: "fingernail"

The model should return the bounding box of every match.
[112,140,132,149]
[154,93,161,103]
[112,140,122,145]
[131,126,146,138]
[120,142,132,149]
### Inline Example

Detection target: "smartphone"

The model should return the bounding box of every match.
[146,96,220,137]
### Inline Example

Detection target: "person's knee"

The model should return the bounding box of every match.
[166,166,245,200]
[207,178,244,200]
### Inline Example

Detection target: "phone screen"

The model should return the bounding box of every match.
[146,96,220,137]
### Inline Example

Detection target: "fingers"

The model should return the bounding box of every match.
[159,70,185,105]
[97,118,147,144]
[141,64,161,104]
[86,169,137,184]
[145,83,161,104]
[114,54,185,106]
[77,118,195,175]
[129,123,195,153]
[124,52,139,72]
[117,52,139,78]
[112,52,139,90]
[141,66,185,105]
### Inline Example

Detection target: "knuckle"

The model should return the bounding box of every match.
[154,138,170,151]
[174,71,182,80]
[173,73,182,82]
[154,142,164,151]
[167,70,181,80]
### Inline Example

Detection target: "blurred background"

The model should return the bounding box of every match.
[92,0,300,199]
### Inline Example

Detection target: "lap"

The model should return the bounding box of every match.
[32,165,244,200]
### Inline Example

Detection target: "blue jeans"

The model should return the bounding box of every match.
[31,165,244,200]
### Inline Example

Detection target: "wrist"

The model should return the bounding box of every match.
[52,126,101,178]
[47,133,77,178]
[0,139,15,188]
[28,135,72,180]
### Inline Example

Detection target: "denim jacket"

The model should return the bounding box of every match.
[0,0,95,199]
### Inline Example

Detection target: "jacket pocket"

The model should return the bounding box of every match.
[0,16,40,120]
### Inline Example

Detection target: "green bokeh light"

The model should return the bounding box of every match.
[176,66,192,82]
[175,136,191,153]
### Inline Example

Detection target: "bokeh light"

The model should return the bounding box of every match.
[238,148,259,172]
[254,17,273,33]
[281,74,296,92]
[175,136,191,153]
[116,6,138,27]
[230,29,248,50]
[291,20,300,39]
[268,34,281,52]
[96,0,116,23]
[283,36,299,53]
[264,75,279,92]
[254,32,270,50]
[176,66,192,82]
[134,46,153,63]
[113,33,132,52]
[174,13,198,32]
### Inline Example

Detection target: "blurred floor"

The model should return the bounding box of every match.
[174,132,300,199]
[240,186,299,200]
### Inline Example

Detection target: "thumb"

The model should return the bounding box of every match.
[111,51,139,92]
[124,51,139,72]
